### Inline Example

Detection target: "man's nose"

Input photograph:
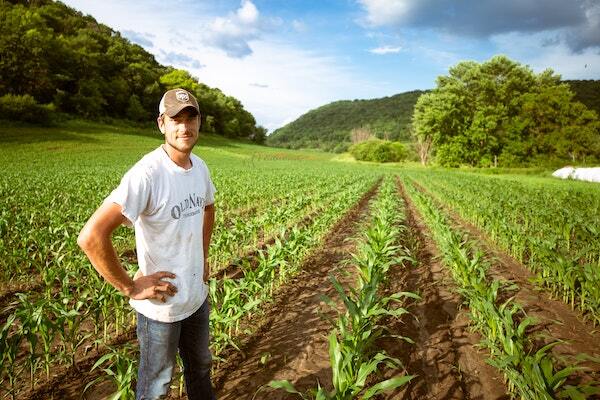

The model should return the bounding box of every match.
[178,122,191,133]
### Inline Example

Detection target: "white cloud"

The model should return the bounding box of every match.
[203,1,262,58]
[58,0,398,130]
[292,19,307,32]
[369,45,402,54]
[237,0,259,24]
[121,30,154,48]
[189,41,385,131]
[358,0,412,26]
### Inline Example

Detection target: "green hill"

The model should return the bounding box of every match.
[268,80,600,153]
[267,90,425,152]
[0,0,261,140]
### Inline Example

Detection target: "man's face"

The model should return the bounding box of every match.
[158,108,200,154]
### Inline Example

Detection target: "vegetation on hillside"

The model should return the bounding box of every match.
[413,56,600,167]
[349,139,407,163]
[566,80,600,117]
[0,0,264,141]
[267,91,424,152]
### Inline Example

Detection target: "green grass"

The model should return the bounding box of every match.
[0,119,336,168]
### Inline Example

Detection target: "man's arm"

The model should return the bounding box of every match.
[203,203,215,282]
[77,202,177,302]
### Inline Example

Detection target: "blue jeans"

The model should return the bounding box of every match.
[136,299,215,400]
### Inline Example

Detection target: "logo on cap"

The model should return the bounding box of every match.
[175,90,190,102]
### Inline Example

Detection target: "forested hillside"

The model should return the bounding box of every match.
[0,0,262,140]
[268,79,599,156]
[267,90,424,152]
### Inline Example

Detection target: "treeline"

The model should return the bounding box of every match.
[413,56,600,167]
[267,91,424,152]
[566,80,600,117]
[0,0,264,141]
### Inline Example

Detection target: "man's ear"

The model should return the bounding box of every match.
[157,115,166,135]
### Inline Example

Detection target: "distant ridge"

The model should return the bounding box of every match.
[267,90,425,152]
[268,80,599,153]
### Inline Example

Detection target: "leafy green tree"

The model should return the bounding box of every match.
[350,139,407,163]
[251,125,268,144]
[413,55,600,167]
[0,3,53,100]
[0,93,53,124]
[126,94,149,122]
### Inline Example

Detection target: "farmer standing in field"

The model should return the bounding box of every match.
[78,88,217,400]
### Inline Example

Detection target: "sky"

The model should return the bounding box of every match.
[61,0,600,132]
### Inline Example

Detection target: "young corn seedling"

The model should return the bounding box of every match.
[84,344,138,400]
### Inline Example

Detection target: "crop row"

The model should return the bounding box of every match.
[403,170,600,325]
[269,176,418,399]
[0,165,365,284]
[402,177,599,399]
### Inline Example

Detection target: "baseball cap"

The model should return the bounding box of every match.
[158,88,200,117]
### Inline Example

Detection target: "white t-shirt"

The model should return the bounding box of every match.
[105,146,216,322]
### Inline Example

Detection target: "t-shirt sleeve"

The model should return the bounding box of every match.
[205,166,216,206]
[104,167,153,227]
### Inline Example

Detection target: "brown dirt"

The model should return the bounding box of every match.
[379,179,509,400]
[210,180,380,400]
[411,180,600,385]
[0,279,44,320]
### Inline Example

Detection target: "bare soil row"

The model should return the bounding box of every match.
[409,179,600,388]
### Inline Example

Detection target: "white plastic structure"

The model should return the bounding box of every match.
[552,167,600,183]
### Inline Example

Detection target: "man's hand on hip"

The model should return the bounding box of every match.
[127,271,178,303]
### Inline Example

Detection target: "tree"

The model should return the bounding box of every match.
[350,126,374,143]
[349,139,407,163]
[126,94,149,122]
[412,55,600,166]
[250,125,267,144]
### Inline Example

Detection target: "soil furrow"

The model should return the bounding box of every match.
[411,179,600,382]
[212,180,380,400]
[388,179,509,400]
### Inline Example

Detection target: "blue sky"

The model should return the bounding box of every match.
[62,0,600,131]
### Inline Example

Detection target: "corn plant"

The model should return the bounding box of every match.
[403,169,600,325]
[0,138,384,397]
[268,177,417,399]
[0,314,22,400]
[402,177,599,399]
[84,344,137,400]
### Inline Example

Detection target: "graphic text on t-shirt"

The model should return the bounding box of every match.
[171,192,205,220]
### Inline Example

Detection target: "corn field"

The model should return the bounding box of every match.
[1,124,599,399]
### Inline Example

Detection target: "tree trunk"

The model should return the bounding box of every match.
[418,136,432,165]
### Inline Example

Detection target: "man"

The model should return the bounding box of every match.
[78,88,217,400]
